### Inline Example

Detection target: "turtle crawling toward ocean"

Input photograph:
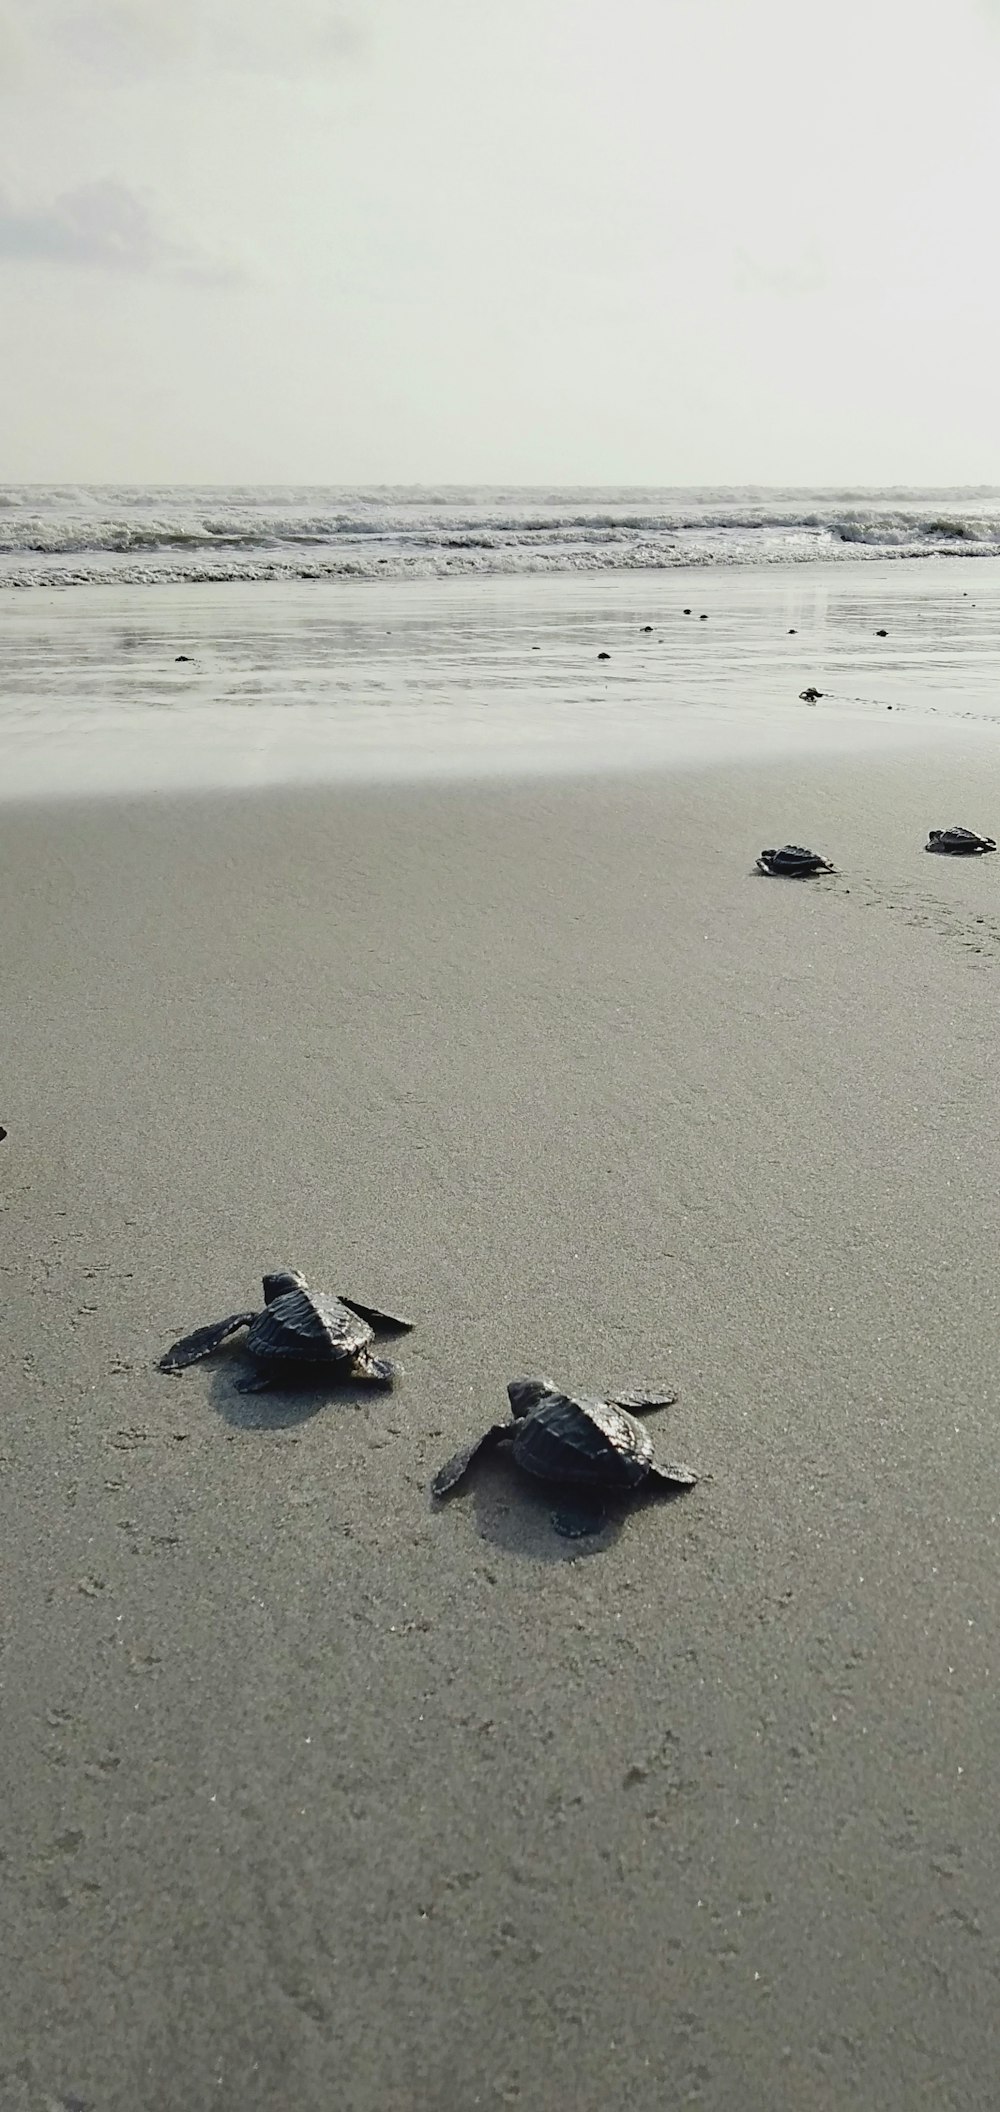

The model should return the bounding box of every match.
[160,1269,412,1393]
[756,845,834,877]
[926,826,996,856]
[432,1376,697,1537]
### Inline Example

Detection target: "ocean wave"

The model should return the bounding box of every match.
[1,485,999,586]
[4,542,999,592]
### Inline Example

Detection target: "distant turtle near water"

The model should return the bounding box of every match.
[159,1268,412,1393]
[756,845,834,877]
[926,826,997,856]
[432,1376,698,1537]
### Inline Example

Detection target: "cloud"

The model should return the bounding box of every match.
[734,244,829,299]
[0,177,240,281]
[36,0,368,80]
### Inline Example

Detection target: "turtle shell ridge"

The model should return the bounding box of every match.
[246,1286,372,1363]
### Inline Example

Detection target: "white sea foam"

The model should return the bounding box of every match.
[2,485,1000,588]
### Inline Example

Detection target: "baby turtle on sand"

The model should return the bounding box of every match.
[926,826,997,856]
[799,686,823,703]
[160,1268,412,1392]
[757,845,834,877]
[432,1376,697,1537]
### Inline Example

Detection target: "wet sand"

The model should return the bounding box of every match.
[4,753,1000,2110]
[3,559,999,800]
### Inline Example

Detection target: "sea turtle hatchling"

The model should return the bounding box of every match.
[926,826,997,856]
[432,1376,698,1537]
[159,1268,412,1392]
[756,845,834,877]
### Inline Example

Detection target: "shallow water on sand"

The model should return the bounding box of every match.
[2,560,999,799]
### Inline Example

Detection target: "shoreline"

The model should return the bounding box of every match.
[4,557,1000,804]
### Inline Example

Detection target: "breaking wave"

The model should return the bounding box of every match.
[2,485,1000,587]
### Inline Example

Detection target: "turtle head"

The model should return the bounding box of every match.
[262,1268,307,1304]
[507,1376,557,1419]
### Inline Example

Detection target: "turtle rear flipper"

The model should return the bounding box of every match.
[613,1388,678,1414]
[352,1349,399,1387]
[159,1312,256,1372]
[648,1459,699,1489]
[551,1500,607,1538]
[339,1293,413,1334]
[431,1423,512,1498]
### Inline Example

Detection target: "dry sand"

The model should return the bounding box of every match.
[4,752,1000,2110]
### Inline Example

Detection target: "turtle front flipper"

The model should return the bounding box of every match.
[338,1294,413,1335]
[352,1349,399,1388]
[431,1423,512,1498]
[613,1388,678,1414]
[159,1312,257,1373]
[647,1459,699,1489]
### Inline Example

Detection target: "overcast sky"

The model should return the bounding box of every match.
[1,0,998,484]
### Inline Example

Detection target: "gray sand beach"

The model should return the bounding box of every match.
[4,749,1000,2109]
